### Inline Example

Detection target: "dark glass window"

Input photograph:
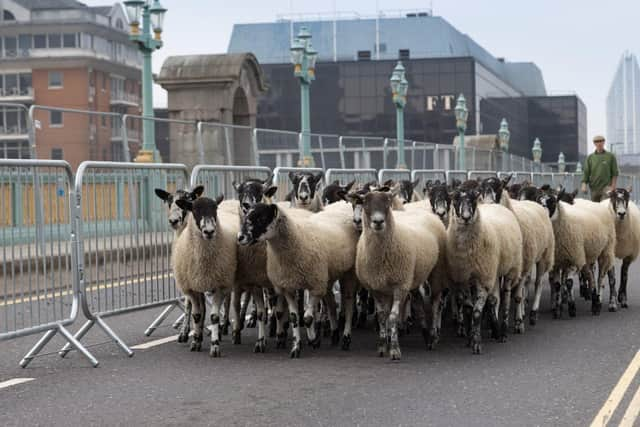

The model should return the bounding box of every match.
[48,71,63,87]
[48,33,61,48]
[4,36,16,57]
[34,34,46,48]
[19,73,31,95]
[63,33,76,48]
[50,110,63,126]
[51,148,63,160]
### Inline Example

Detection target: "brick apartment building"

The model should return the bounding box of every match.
[0,0,142,169]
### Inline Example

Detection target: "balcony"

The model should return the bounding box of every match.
[110,92,140,107]
[0,87,34,102]
[0,126,28,141]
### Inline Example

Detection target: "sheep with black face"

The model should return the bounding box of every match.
[425,180,451,227]
[288,171,324,211]
[322,180,355,205]
[172,196,238,357]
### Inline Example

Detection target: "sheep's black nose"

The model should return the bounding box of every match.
[203,230,214,239]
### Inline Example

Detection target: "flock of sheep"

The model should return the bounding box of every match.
[154,170,640,360]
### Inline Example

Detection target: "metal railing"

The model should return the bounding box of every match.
[468,170,498,181]
[324,168,377,188]
[0,159,100,368]
[411,169,446,185]
[446,170,469,185]
[377,169,411,186]
[190,165,272,200]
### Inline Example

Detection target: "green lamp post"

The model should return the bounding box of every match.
[498,118,510,171]
[532,137,542,172]
[123,0,166,163]
[390,61,409,169]
[290,26,318,167]
[575,161,583,174]
[557,152,566,173]
[455,94,469,170]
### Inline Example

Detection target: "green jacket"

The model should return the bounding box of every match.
[582,150,619,192]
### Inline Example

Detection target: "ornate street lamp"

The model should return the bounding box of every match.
[123,0,166,163]
[497,118,510,171]
[390,61,408,169]
[557,152,566,173]
[532,137,542,172]
[575,161,583,174]
[290,26,317,167]
[455,94,469,170]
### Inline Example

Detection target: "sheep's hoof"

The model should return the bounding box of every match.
[209,343,221,358]
[322,320,332,338]
[591,292,602,315]
[514,320,524,335]
[268,317,277,338]
[456,322,466,338]
[529,310,538,326]
[254,339,266,353]
[376,338,387,357]
[190,338,202,352]
[331,329,340,346]
[552,305,562,319]
[341,334,351,351]
[421,328,430,348]
[428,328,440,351]
[357,312,367,328]
[302,315,313,329]
[498,334,507,343]
[618,292,628,307]
[609,300,618,312]
[471,342,482,355]
[247,311,257,328]
[276,333,287,349]
[232,331,241,345]
[567,302,577,318]
[221,321,229,336]
[580,284,590,300]
[289,344,301,358]
[389,344,401,361]
[308,336,321,350]
[177,331,189,343]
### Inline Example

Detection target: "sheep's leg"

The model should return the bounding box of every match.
[305,293,322,349]
[514,275,527,334]
[209,290,225,358]
[230,290,242,344]
[487,283,500,341]
[428,288,444,350]
[607,267,618,312]
[498,281,511,342]
[563,269,577,318]
[455,289,467,337]
[550,269,563,319]
[266,289,277,337]
[238,291,249,329]
[248,293,258,328]
[583,264,601,316]
[389,288,408,361]
[187,291,205,352]
[323,291,340,346]
[340,275,357,350]
[530,264,546,326]
[252,288,267,353]
[372,291,391,357]
[177,296,192,343]
[357,288,369,328]
[284,290,302,358]
[275,294,288,349]
[221,293,231,336]
[618,257,631,308]
[470,282,489,355]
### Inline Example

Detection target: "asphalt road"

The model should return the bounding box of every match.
[1,261,640,427]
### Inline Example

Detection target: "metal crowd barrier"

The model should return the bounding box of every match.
[378,169,411,186]
[324,168,377,188]
[0,160,100,368]
[446,170,468,185]
[272,166,324,203]
[411,169,446,185]
[56,162,190,362]
[468,170,497,181]
[190,165,272,200]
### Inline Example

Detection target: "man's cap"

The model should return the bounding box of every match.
[593,135,606,143]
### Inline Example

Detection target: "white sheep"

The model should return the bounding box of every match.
[479,176,555,334]
[606,188,640,309]
[353,191,442,360]
[173,196,238,357]
[288,171,324,212]
[446,189,523,354]
[237,200,358,358]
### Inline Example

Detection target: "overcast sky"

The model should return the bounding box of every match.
[88,0,638,142]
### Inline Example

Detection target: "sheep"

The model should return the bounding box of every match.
[425,180,451,226]
[537,191,615,317]
[173,195,238,357]
[155,185,204,342]
[352,190,443,360]
[606,188,640,309]
[446,189,523,354]
[322,180,355,205]
[383,178,422,204]
[237,200,359,358]
[288,171,324,212]
[480,176,555,333]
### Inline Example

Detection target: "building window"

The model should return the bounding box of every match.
[4,36,17,57]
[3,10,16,21]
[116,19,124,30]
[48,71,63,88]
[399,49,410,60]
[34,34,46,48]
[48,33,61,48]
[357,50,371,61]
[51,148,63,160]
[18,34,31,56]
[102,73,107,91]
[63,33,76,48]
[50,111,63,127]
[19,73,32,96]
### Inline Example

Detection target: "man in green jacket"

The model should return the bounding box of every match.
[581,135,619,202]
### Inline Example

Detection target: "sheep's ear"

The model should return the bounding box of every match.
[314,172,324,183]
[154,188,170,201]
[377,186,391,193]
[215,195,224,206]
[269,203,279,220]
[191,185,204,199]
[521,180,530,187]
[232,181,242,192]
[347,192,363,204]
[556,185,564,193]
[331,180,340,186]
[572,189,578,198]
[175,199,192,211]
[383,179,394,187]
[345,180,356,192]
[451,179,461,189]
[264,186,278,199]
[627,186,633,194]
[337,190,349,202]
[411,178,420,189]
[263,174,274,186]
[501,174,512,187]
[288,171,298,183]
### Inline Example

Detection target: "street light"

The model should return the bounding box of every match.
[390,61,408,169]
[497,118,510,171]
[455,94,469,170]
[290,26,317,167]
[532,137,542,172]
[575,161,583,174]
[123,0,167,163]
[557,152,566,173]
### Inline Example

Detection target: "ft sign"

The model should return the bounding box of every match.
[426,94,458,111]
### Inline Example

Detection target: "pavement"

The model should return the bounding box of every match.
[1,261,640,427]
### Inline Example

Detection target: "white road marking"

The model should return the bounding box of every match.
[0,378,35,390]
[130,335,178,350]
[590,349,640,427]
[619,383,640,427]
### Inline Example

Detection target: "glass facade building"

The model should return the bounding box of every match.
[607,52,640,155]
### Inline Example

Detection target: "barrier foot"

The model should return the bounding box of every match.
[19,329,57,368]
[96,316,133,357]
[144,304,177,337]
[57,325,100,368]
[172,313,186,330]
[58,319,95,358]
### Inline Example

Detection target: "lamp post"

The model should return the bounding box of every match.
[497,118,510,171]
[557,152,566,173]
[123,0,166,163]
[390,61,409,169]
[532,137,542,172]
[575,161,583,174]
[455,94,469,170]
[290,26,318,167]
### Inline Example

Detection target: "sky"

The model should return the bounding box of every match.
[86,0,639,141]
